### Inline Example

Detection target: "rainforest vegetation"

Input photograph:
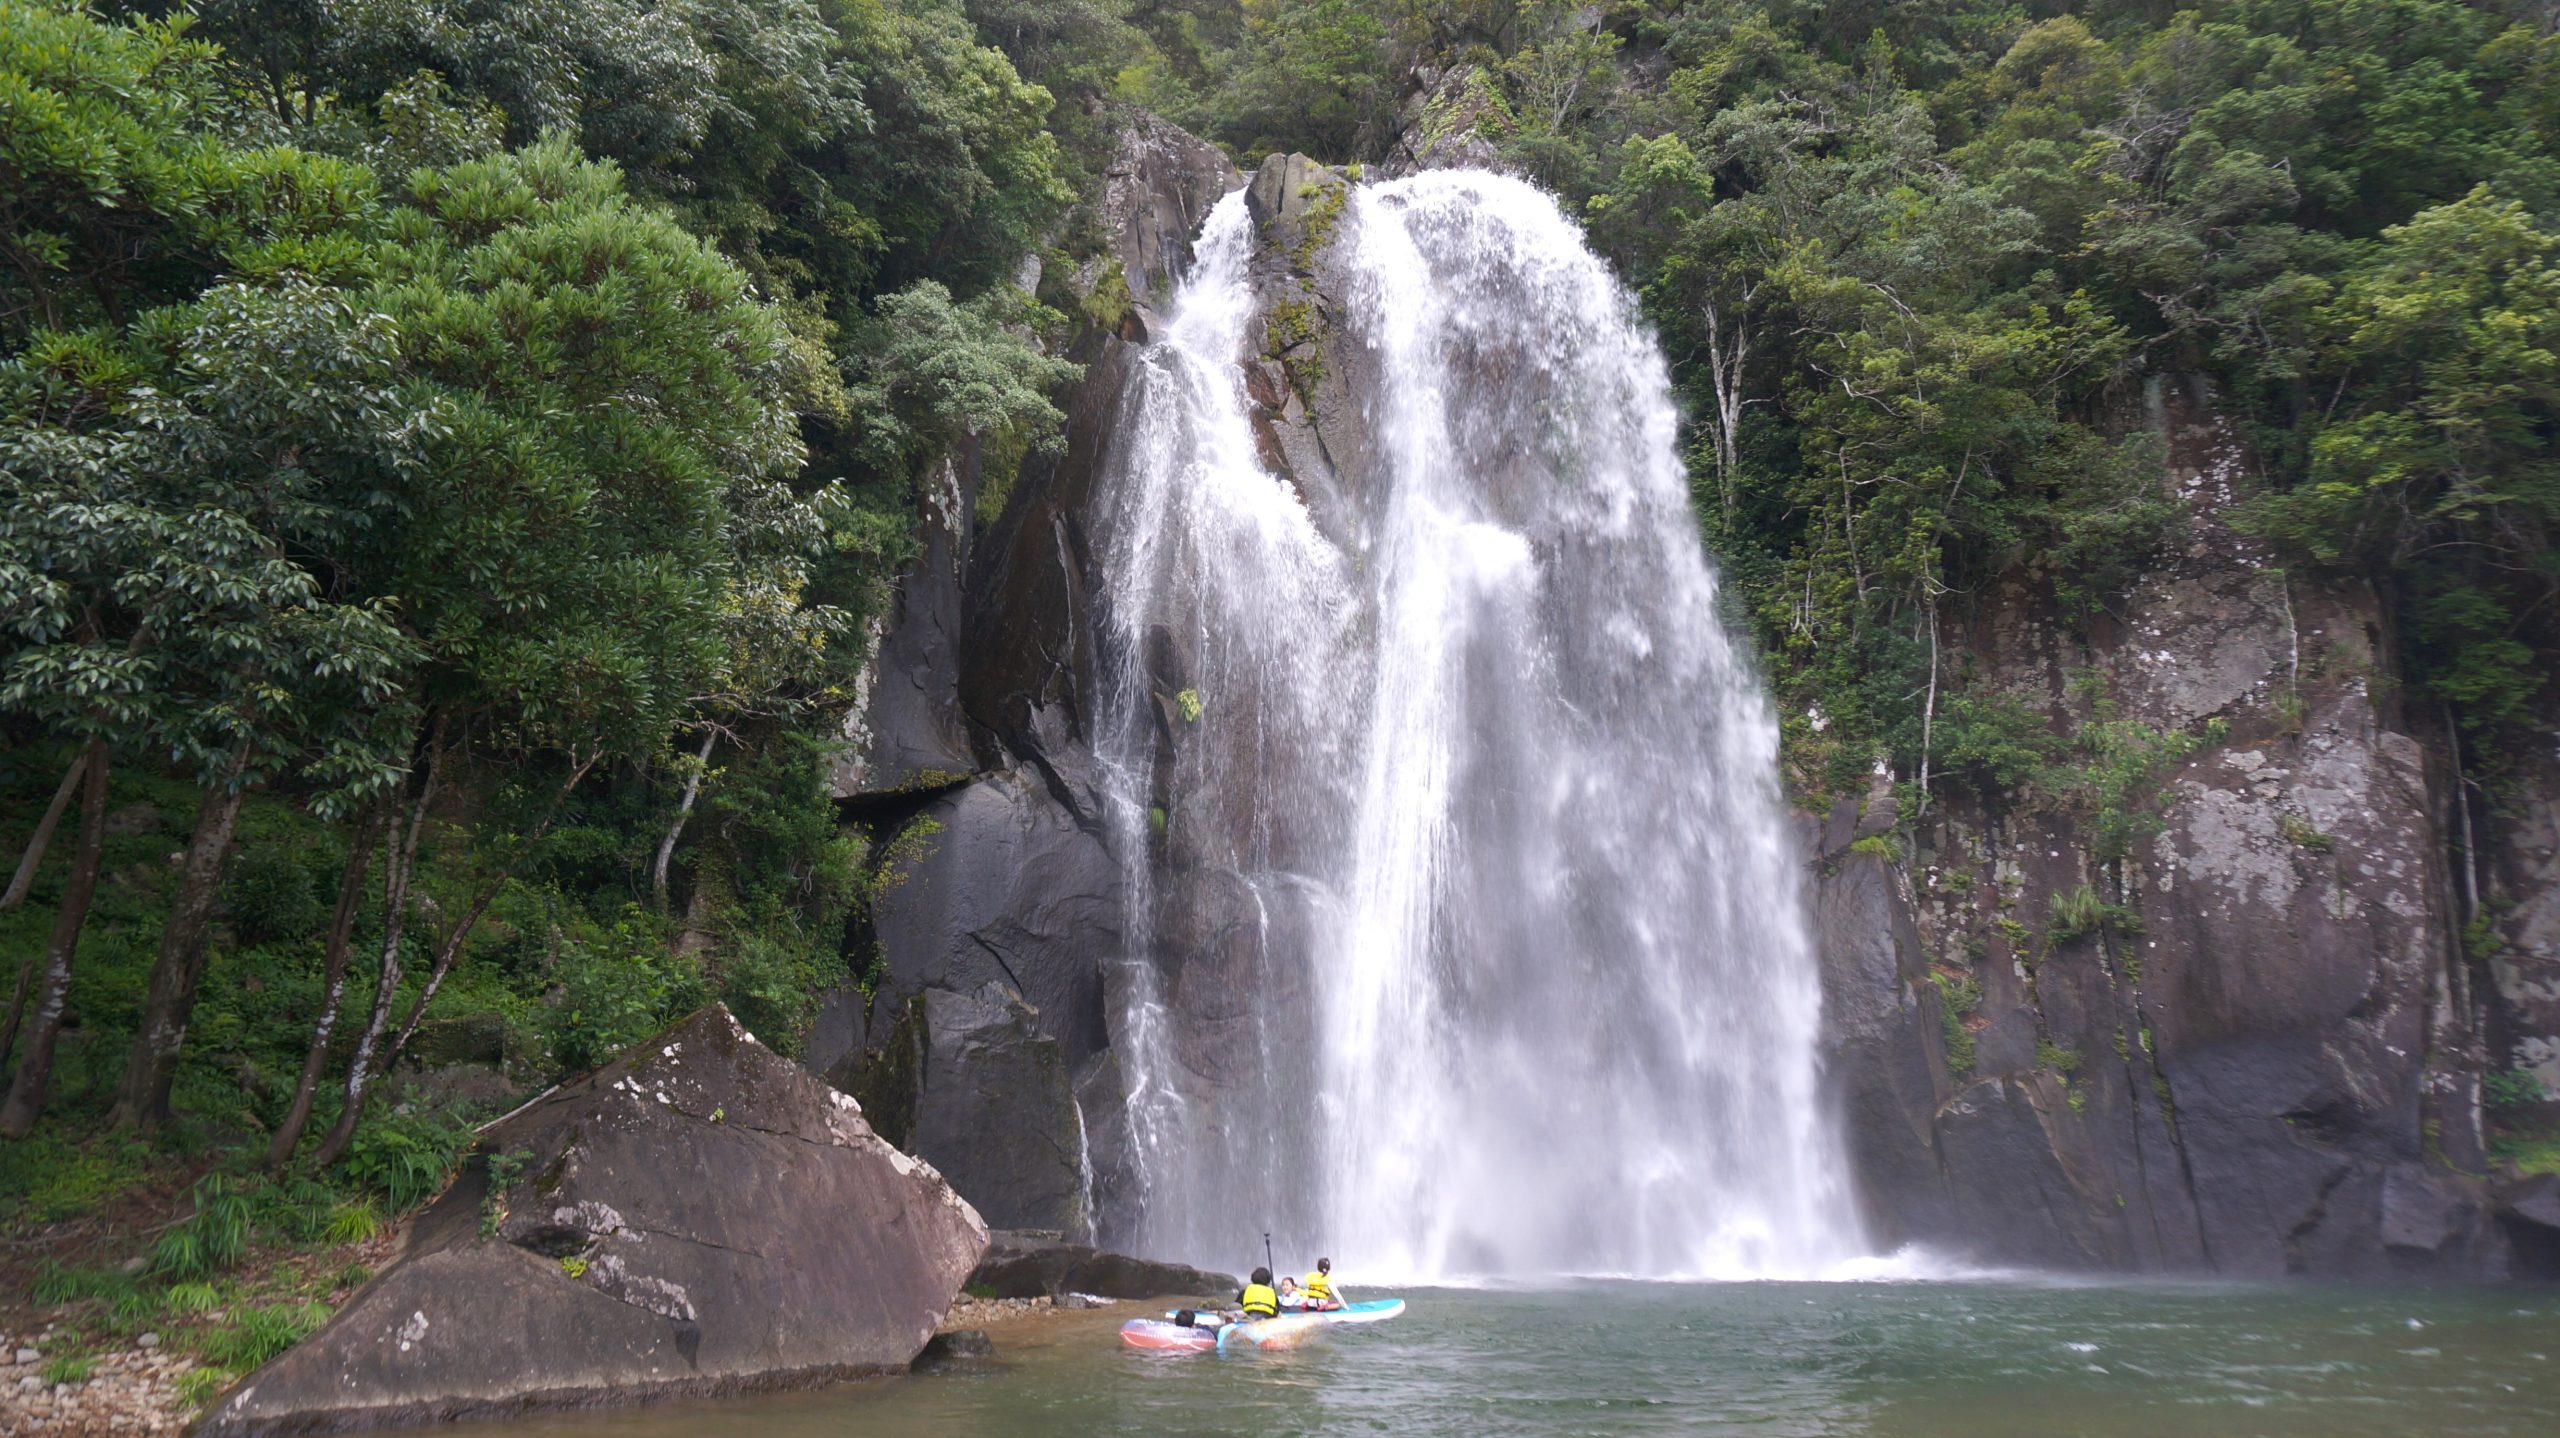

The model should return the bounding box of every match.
[5,0,2559,1363]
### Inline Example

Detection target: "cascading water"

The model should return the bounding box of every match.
[1093,172,1865,1282]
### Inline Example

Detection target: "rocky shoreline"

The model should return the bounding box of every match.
[1,1326,196,1436]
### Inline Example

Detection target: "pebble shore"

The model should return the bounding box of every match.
[0,1326,198,1436]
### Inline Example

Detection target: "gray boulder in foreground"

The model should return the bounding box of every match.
[193,1006,986,1435]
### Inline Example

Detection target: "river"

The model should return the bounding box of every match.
[441,1280,2560,1437]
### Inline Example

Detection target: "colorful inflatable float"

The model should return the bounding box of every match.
[1119,1298,1407,1353]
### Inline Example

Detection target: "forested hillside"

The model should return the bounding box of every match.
[5,0,2559,1383]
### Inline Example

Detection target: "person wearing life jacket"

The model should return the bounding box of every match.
[1236,1267,1280,1319]
[1303,1256,1339,1310]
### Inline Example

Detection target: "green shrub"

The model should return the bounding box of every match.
[42,1355,93,1384]
[713,930,825,1056]
[338,1108,473,1211]
[542,910,708,1073]
[2050,885,2105,941]
[196,1301,329,1370]
[30,1261,137,1307]
[0,1133,150,1221]
[161,1281,223,1315]
[2486,1066,2548,1114]
[1931,972,1981,1076]
[177,1368,236,1410]
[322,1200,382,1245]
[151,1178,253,1283]
[224,842,327,946]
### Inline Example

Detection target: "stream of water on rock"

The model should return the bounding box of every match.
[1089,173,1862,1281]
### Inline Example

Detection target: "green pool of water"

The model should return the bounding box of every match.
[456,1281,2560,1437]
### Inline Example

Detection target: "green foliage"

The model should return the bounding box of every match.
[42,1355,94,1385]
[196,1300,329,1370]
[2486,1066,2550,1114]
[225,842,327,946]
[2276,811,2335,853]
[337,1107,473,1211]
[844,279,1083,475]
[2049,885,2105,942]
[2492,1134,2560,1176]
[543,911,711,1073]
[2037,1038,2083,1076]
[1931,971,1980,1076]
[31,1261,135,1307]
[150,1177,255,1282]
[161,1281,224,1315]
[0,1132,152,1221]
[176,1367,236,1410]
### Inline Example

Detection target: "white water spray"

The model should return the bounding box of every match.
[1093,173,1864,1281]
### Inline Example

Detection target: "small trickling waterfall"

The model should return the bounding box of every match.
[1092,173,1864,1281]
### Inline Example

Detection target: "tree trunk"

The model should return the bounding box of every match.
[314,749,596,1167]
[108,754,250,1132]
[267,815,382,1169]
[652,729,717,905]
[1,750,88,912]
[308,743,438,1170]
[0,740,110,1138]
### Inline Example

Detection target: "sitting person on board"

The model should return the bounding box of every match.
[1302,1256,1341,1310]
[1276,1276,1308,1311]
[1236,1267,1281,1320]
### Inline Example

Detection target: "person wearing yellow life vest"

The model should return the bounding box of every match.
[1302,1257,1338,1310]
[1236,1267,1280,1319]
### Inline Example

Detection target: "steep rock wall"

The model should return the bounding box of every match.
[1814,375,2531,1278]
[820,108,1240,1250]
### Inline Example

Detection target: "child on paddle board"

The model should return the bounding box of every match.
[1303,1257,1341,1311]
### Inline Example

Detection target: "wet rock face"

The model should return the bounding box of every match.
[821,114,1240,1250]
[966,1230,1238,1301]
[848,983,1089,1240]
[2484,739,2560,1124]
[1098,102,1244,328]
[195,1007,986,1436]
[865,771,1120,1073]
[1815,375,2509,1279]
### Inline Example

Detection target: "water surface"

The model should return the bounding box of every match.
[455,1281,2560,1437]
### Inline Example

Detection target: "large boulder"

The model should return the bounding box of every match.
[847,983,1089,1240]
[193,1007,985,1436]
[966,1230,1236,1301]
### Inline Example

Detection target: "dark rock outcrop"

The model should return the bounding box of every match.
[847,982,1088,1240]
[831,447,983,802]
[820,114,1241,1250]
[195,1007,985,1436]
[910,1330,995,1371]
[865,770,1120,1071]
[1814,375,2510,1279]
[965,1230,1237,1301]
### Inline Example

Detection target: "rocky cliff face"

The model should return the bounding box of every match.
[819,99,2560,1278]
[821,107,1241,1250]
[1813,375,2560,1278]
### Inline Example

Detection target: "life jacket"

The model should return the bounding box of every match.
[1238,1283,1279,1318]
[1303,1269,1333,1303]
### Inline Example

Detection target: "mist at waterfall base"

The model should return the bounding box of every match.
[1091,171,1860,1284]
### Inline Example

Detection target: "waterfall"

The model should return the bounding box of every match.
[1092,173,1865,1282]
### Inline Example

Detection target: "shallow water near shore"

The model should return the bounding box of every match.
[425,1280,2560,1437]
